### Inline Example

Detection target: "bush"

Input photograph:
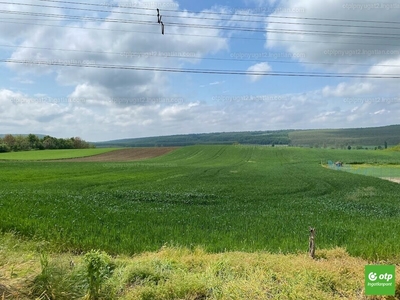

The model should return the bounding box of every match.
[84,250,115,300]
[0,143,10,153]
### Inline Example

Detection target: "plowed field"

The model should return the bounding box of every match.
[61,147,177,162]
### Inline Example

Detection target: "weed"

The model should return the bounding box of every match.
[83,250,114,300]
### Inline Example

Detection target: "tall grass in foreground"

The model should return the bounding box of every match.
[0,233,398,300]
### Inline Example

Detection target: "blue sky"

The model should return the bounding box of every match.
[1,0,400,141]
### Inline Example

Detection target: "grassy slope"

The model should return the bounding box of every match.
[289,125,400,147]
[0,146,400,260]
[0,148,117,160]
[1,233,399,300]
[338,164,400,178]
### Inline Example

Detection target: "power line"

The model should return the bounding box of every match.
[2,18,400,47]
[2,59,399,78]
[0,10,156,26]
[2,43,400,69]
[2,9,400,39]
[0,19,240,39]
[2,2,399,78]
[3,1,400,31]
[0,1,153,18]
[37,0,400,25]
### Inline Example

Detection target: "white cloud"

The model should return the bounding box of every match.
[265,0,400,70]
[3,0,230,103]
[209,81,225,85]
[159,102,200,121]
[321,82,375,97]
[367,56,400,90]
[2,86,400,141]
[247,62,271,82]
[2,0,400,140]
[369,57,400,75]
[244,0,278,7]
[371,109,389,115]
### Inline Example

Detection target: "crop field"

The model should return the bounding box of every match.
[0,148,117,160]
[63,147,178,162]
[1,145,400,260]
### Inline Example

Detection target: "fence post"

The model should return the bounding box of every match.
[309,227,316,259]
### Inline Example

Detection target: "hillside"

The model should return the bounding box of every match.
[94,125,400,148]
[289,125,400,148]
[94,130,291,147]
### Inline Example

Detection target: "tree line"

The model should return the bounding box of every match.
[0,134,94,152]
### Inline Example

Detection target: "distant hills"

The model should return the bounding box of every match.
[3,125,398,148]
[94,124,400,148]
[95,131,291,147]
[288,125,400,148]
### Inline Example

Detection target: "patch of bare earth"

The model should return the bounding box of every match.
[57,147,178,162]
[380,177,400,184]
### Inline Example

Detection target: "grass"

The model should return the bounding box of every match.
[0,148,117,160]
[0,145,400,260]
[1,146,400,299]
[1,233,399,300]
[336,164,400,178]
[388,145,400,151]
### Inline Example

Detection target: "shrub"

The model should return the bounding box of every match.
[84,250,114,300]
[0,143,10,153]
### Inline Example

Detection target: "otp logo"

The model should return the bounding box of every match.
[368,272,393,282]
[368,272,378,281]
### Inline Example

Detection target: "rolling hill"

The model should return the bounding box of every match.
[94,124,400,148]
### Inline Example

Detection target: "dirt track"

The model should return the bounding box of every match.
[381,177,400,184]
[60,147,178,162]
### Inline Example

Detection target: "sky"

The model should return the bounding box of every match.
[1,0,400,142]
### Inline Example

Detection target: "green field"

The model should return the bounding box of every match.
[1,145,400,260]
[335,164,400,178]
[0,148,117,160]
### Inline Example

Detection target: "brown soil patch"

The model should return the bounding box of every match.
[58,147,178,162]
[380,177,400,184]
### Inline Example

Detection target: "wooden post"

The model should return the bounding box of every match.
[309,227,316,259]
